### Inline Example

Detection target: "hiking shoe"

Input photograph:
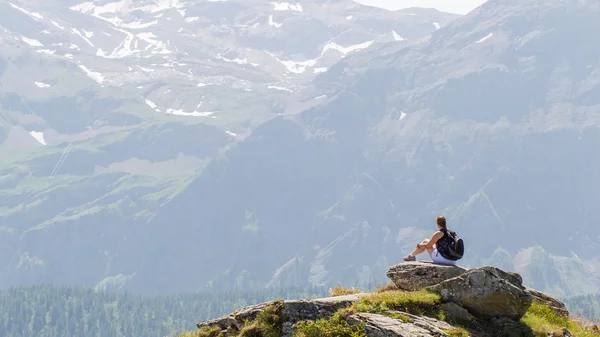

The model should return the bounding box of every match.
[403,255,416,262]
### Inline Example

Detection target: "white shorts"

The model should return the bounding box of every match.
[430,249,457,266]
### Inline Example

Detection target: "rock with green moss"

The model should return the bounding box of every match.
[525,286,569,318]
[197,295,364,336]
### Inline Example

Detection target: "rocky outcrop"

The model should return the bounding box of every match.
[526,286,569,317]
[192,262,579,337]
[387,262,570,322]
[197,294,364,335]
[386,262,468,291]
[426,266,533,320]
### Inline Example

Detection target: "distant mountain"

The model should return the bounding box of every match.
[0,0,457,293]
[114,0,600,296]
[2,0,599,299]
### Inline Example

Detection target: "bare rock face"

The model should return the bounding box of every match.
[386,262,468,291]
[348,312,456,337]
[426,266,533,321]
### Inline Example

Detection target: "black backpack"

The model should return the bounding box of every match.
[438,229,464,261]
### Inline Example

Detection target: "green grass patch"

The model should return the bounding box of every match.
[353,289,442,317]
[183,300,287,337]
[238,300,286,337]
[188,326,223,337]
[374,283,399,293]
[329,286,361,297]
[521,303,600,337]
[292,308,366,337]
[443,327,471,337]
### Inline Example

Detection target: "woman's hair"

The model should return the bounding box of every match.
[436,216,447,228]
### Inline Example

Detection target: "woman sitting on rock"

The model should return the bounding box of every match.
[403,216,458,266]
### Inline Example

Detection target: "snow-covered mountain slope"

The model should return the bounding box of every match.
[0,0,457,142]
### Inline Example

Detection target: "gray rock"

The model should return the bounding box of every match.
[348,312,455,337]
[427,266,533,320]
[197,294,363,332]
[386,261,468,291]
[440,302,476,322]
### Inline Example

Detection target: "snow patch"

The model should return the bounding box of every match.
[97,28,136,58]
[268,15,282,28]
[197,82,213,87]
[22,37,43,47]
[268,40,372,74]
[476,33,493,44]
[72,29,95,47]
[70,1,125,25]
[35,81,51,88]
[83,29,94,38]
[165,109,215,117]
[9,2,43,20]
[185,16,199,23]
[136,0,185,13]
[433,22,440,29]
[268,85,293,92]
[216,54,247,65]
[314,95,326,100]
[267,53,317,74]
[226,131,236,137]
[137,32,172,54]
[37,49,56,55]
[145,99,157,108]
[51,21,65,30]
[392,31,405,41]
[30,131,46,145]
[271,2,302,12]
[78,64,104,84]
[323,40,373,55]
[400,111,407,120]
[138,66,154,73]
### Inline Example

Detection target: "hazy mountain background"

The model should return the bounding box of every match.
[0,0,599,301]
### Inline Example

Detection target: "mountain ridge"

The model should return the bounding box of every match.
[1,0,599,299]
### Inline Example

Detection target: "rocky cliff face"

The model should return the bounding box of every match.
[190,262,598,337]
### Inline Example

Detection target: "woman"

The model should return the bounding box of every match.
[403,216,457,266]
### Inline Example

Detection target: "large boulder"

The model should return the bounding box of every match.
[426,266,533,321]
[386,261,468,291]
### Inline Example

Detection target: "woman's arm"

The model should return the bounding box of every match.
[418,231,443,249]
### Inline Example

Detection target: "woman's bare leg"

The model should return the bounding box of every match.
[410,239,429,256]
